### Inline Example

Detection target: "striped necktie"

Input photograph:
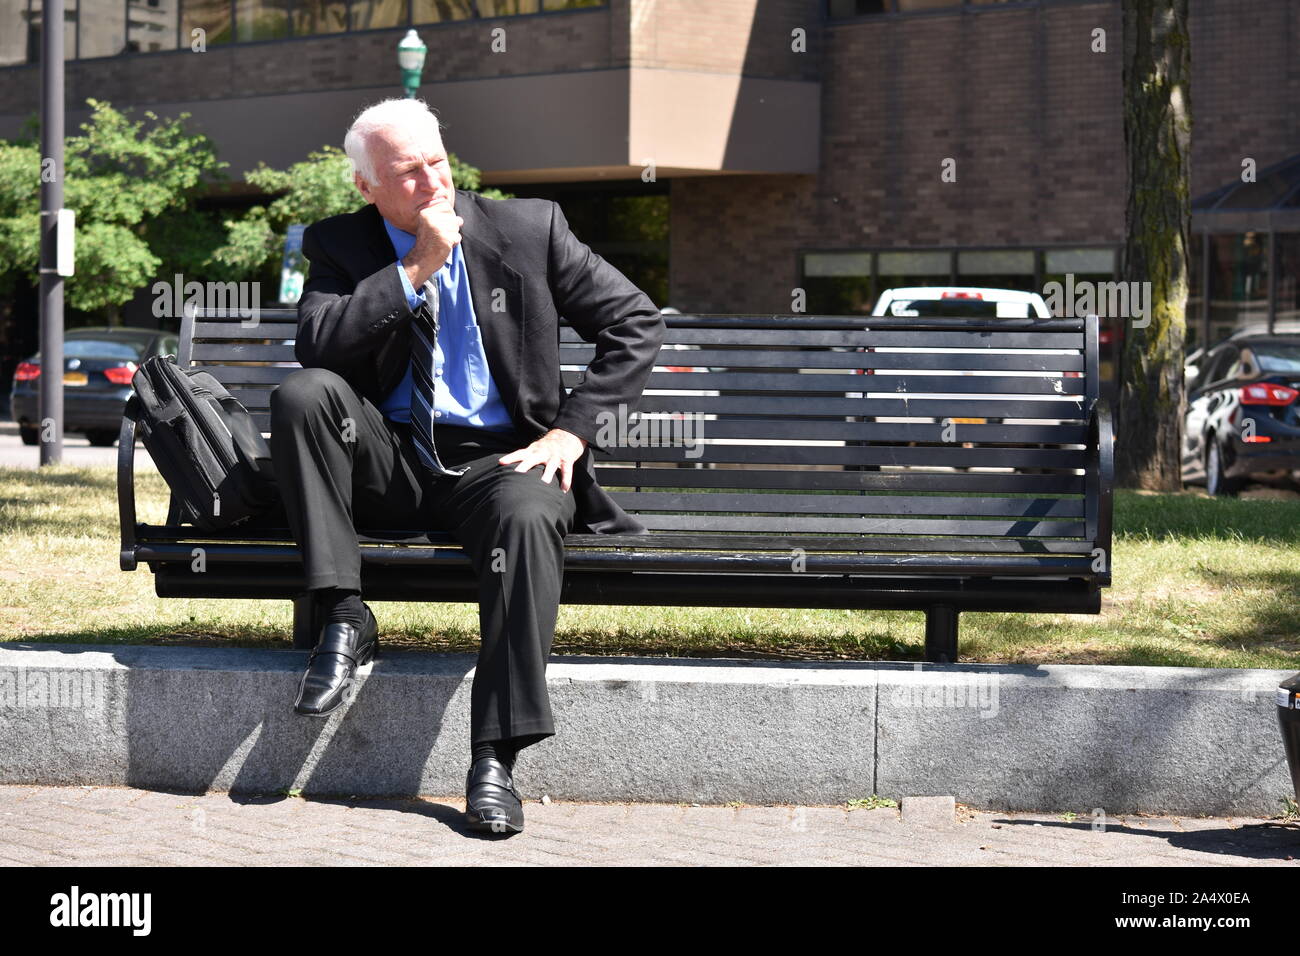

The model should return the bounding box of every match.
[407,278,459,476]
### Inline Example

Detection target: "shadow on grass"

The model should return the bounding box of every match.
[4,622,293,649]
[6,617,924,663]
[1192,565,1300,655]
[0,464,123,491]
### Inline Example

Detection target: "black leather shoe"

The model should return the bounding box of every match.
[293,604,379,717]
[465,757,524,834]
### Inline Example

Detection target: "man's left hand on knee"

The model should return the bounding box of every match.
[497,428,587,492]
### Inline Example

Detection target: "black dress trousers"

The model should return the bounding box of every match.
[269,365,578,747]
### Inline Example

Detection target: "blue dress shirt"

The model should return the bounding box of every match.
[378,218,515,432]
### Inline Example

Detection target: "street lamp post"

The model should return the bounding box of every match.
[397,29,427,99]
[39,0,66,465]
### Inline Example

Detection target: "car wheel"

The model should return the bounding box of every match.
[86,430,118,447]
[1205,439,1243,497]
[18,424,40,446]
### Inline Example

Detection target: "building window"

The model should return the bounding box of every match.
[183,0,233,45]
[1206,232,1270,342]
[127,0,179,53]
[957,248,1035,292]
[0,0,27,66]
[878,250,952,293]
[236,0,291,40]
[1278,233,1300,331]
[293,0,348,34]
[349,0,406,31]
[413,0,476,23]
[826,0,888,15]
[78,1,128,59]
[800,246,1120,316]
[1187,235,1204,351]
[803,252,875,315]
[894,0,963,10]
[0,0,610,63]
[476,0,540,15]
[828,0,1067,18]
[21,0,78,63]
[494,183,669,309]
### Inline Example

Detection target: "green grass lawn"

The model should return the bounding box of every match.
[1,464,1297,668]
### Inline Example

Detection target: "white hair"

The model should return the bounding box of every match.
[344,98,443,184]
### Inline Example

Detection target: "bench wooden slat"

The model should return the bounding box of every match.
[624,371,1088,395]
[591,419,1089,444]
[636,313,1086,331]
[195,366,297,386]
[603,514,1087,536]
[238,407,1090,470]
[850,330,1083,349]
[564,347,1087,371]
[566,322,1086,347]
[140,542,1096,577]
[192,343,299,363]
[609,492,1085,518]
[570,328,1084,348]
[595,466,1087,493]
[199,362,1090,396]
[192,321,299,339]
[229,386,1090,422]
[560,532,1097,554]
[601,445,1086,467]
[135,524,1098,554]
[225,385,1088,445]
[629,394,1087,418]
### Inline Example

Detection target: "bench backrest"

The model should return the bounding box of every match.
[182,309,1106,559]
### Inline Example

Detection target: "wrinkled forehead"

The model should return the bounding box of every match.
[366,116,444,164]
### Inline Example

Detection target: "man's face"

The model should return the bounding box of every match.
[354,118,456,234]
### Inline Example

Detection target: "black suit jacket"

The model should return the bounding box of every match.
[295,189,665,534]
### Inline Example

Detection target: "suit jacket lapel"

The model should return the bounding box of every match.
[362,203,398,272]
[357,195,528,427]
[455,191,526,422]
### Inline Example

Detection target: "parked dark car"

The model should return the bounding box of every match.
[9,327,178,446]
[1182,333,1300,495]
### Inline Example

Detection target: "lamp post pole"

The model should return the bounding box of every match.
[397,29,427,99]
[38,0,65,466]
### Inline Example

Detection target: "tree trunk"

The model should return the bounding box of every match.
[1116,0,1191,490]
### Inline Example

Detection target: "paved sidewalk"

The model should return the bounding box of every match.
[0,785,1296,866]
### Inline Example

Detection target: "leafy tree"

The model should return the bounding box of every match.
[210,145,511,278]
[0,98,227,315]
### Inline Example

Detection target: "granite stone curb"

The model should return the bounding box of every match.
[0,644,1292,815]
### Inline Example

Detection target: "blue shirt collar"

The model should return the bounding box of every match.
[383,216,461,274]
[383,217,415,257]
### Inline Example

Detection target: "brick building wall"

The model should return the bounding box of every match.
[1189,0,1299,197]
[1,0,1297,317]
[672,0,1126,313]
[670,0,1300,314]
[628,0,821,80]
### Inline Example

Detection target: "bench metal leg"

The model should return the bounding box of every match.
[924,605,959,663]
[292,592,323,650]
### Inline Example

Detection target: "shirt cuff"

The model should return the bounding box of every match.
[395,260,427,312]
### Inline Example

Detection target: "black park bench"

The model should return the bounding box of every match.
[118,308,1114,663]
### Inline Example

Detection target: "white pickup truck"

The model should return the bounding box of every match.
[849,286,1077,440]
[872,286,1052,319]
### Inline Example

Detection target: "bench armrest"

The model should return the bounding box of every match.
[117,397,140,571]
[1087,398,1114,585]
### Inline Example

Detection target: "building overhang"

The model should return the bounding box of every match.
[1,66,819,186]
